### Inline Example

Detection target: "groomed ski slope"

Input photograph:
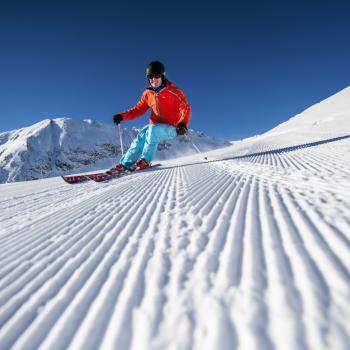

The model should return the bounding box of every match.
[0,135,350,350]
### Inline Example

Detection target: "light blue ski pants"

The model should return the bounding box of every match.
[120,124,177,168]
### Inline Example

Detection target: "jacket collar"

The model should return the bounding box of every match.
[147,79,173,93]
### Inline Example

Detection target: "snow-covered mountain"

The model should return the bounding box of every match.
[0,118,230,183]
[223,86,350,158]
[0,86,349,350]
[267,85,350,137]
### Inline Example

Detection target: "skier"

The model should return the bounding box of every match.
[112,61,191,171]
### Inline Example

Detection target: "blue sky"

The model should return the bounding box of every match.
[1,0,349,140]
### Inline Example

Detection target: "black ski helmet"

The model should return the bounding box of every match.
[146,61,166,77]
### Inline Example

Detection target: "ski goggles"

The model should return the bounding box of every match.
[147,74,162,79]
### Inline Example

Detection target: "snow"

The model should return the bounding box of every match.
[0,86,350,349]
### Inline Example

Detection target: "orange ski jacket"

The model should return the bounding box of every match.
[119,80,191,128]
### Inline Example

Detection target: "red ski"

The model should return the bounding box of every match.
[62,163,161,184]
[61,174,89,184]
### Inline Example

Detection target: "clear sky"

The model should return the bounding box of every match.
[1,0,349,140]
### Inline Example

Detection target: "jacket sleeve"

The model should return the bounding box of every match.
[176,89,191,128]
[119,91,149,121]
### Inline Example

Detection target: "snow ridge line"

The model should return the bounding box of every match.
[228,134,350,159]
[0,170,170,349]
[43,167,176,350]
[154,164,245,349]
[193,136,350,177]
[0,180,121,238]
[281,187,350,290]
[229,142,350,176]
[269,183,333,349]
[129,166,183,349]
[0,178,142,269]
[0,167,167,258]
[66,166,181,350]
[259,182,308,350]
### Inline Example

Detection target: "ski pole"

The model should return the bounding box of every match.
[118,124,124,157]
[186,133,208,160]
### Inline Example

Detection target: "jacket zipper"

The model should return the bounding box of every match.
[155,93,161,120]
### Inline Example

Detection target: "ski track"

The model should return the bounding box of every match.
[0,139,349,349]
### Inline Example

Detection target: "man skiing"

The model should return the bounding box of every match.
[112,61,191,171]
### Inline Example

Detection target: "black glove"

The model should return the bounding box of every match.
[113,114,123,125]
[176,122,187,135]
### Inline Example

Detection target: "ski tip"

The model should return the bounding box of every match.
[61,175,89,184]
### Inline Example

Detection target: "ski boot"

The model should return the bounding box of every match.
[106,163,128,175]
[135,158,150,170]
